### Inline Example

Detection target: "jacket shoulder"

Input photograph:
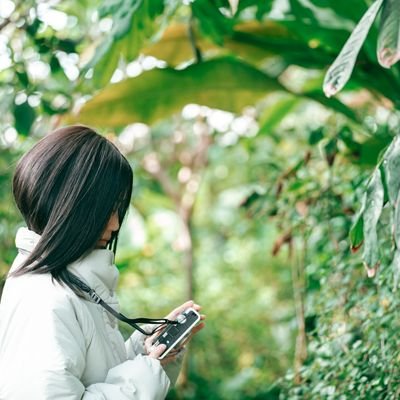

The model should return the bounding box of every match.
[4,272,76,308]
[1,272,93,357]
[1,271,94,341]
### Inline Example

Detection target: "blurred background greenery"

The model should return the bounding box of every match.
[2,0,400,398]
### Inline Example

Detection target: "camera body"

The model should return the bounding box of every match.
[153,307,200,360]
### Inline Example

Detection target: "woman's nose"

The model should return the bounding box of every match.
[108,211,120,231]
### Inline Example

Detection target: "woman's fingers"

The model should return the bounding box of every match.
[166,301,202,320]
[191,321,205,335]
[148,343,167,359]
[166,301,193,319]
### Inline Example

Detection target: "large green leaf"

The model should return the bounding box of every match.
[377,0,400,68]
[349,136,400,272]
[358,135,393,166]
[73,58,285,127]
[86,37,122,88]
[394,194,400,250]
[383,135,400,251]
[381,134,400,206]
[142,19,361,73]
[323,0,385,97]
[279,20,351,55]
[142,21,311,67]
[339,130,393,166]
[362,168,384,273]
[390,248,400,290]
[141,23,217,66]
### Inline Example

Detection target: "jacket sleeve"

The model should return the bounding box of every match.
[3,290,170,400]
[126,327,186,387]
[78,356,170,400]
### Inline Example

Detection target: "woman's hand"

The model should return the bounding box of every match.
[145,300,205,365]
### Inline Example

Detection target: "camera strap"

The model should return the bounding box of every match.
[69,273,177,335]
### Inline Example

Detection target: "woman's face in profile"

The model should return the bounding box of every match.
[96,212,119,248]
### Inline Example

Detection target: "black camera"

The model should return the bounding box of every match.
[153,307,200,359]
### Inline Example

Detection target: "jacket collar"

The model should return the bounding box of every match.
[15,227,119,305]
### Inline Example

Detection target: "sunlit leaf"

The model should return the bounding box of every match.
[362,168,384,272]
[84,0,167,87]
[228,0,239,16]
[73,58,285,126]
[394,195,400,250]
[141,24,215,66]
[391,248,400,291]
[142,21,301,67]
[323,0,385,97]
[377,0,400,68]
[381,135,400,206]
[86,37,122,88]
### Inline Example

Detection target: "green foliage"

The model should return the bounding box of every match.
[280,274,400,399]
[75,57,284,126]
[349,135,400,275]
[85,0,171,86]
[191,0,234,46]
[236,100,400,398]
[258,95,300,136]
[112,117,296,399]
[323,0,385,97]
[0,146,26,290]
[323,0,400,96]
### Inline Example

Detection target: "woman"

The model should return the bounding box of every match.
[0,125,204,399]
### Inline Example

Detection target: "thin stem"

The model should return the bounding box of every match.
[291,235,308,385]
[188,11,202,63]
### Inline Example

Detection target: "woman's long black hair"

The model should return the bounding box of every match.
[11,125,133,296]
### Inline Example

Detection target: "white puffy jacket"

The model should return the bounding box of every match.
[0,227,183,400]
